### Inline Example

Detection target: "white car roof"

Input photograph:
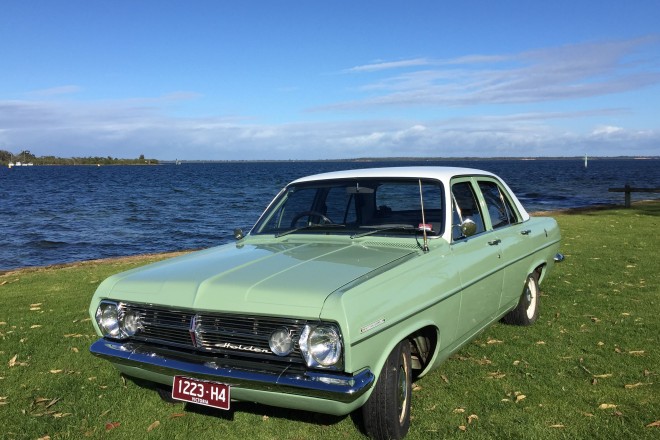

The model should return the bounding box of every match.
[292,166,497,183]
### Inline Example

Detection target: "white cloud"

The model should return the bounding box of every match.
[320,37,660,110]
[1,97,658,159]
[592,125,624,135]
[345,58,431,73]
[441,54,512,65]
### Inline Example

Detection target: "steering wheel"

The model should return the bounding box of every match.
[290,211,334,227]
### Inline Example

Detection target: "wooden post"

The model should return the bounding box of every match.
[608,186,660,208]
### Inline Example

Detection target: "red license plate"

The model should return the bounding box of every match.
[172,376,230,410]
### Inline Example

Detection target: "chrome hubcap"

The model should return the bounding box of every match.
[525,278,537,319]
[397,354,409,423]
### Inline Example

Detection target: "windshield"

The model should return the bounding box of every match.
[252,178,445,237]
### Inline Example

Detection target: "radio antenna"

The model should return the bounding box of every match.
[418,179,429,253]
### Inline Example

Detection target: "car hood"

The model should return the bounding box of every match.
[95,240,417,317]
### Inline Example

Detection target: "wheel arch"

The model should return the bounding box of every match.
[407,325,439,379]
[357,322,440,387]
[531,261,546,283]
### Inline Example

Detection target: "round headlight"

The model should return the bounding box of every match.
[300,324,342,368]
[120,310,142,336]
[269,328,293,356]
[96,302,120,338]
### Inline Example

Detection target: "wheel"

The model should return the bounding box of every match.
[361,340,412,440]
[502,272,540,326]
[289,210,333,227]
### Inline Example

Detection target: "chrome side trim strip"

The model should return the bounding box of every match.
[90,339,373,403]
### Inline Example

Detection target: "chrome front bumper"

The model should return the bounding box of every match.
[90,339,374,404]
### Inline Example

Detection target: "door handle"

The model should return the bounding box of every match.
[488,239,501,246]
[521,229,532,235]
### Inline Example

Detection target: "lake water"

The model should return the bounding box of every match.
[1,159,659,271]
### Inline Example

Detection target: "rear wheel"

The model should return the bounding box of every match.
[502,272,540,326]
[361,340,412,440]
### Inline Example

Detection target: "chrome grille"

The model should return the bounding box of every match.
[137,307,194,347]
[120,303,306,364]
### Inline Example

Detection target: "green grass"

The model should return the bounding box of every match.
[1,203,658,439]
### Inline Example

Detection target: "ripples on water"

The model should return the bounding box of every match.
[1,159,658,270]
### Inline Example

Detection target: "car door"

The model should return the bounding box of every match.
[450,178,505,339]
[476,178,541,307]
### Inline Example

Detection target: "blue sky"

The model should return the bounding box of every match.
[1,1,659,160]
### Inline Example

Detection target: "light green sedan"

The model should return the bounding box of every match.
[90,166,562,439]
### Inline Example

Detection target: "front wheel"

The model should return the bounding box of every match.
[502,272,540,326]
[361,340,412,440]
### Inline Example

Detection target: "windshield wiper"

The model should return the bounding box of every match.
[275,224,345,238]
[350,225,416,239]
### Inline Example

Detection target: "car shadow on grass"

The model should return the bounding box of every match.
[129,376,351,428]
[185,399,348,427]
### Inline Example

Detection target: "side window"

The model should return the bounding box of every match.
[451,181,485,240]
[478,181,518,229]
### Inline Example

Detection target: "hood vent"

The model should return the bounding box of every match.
[361,241,420,250]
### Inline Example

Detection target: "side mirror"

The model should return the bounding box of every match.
[460,219,477,237]
[233,228,245,240]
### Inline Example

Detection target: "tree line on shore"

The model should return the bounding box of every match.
[1,150,159,166]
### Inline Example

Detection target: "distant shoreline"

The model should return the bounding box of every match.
[7,163,161,166]
[1,154,159,167]
[159,156,659,164]
[5,156,658,167]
